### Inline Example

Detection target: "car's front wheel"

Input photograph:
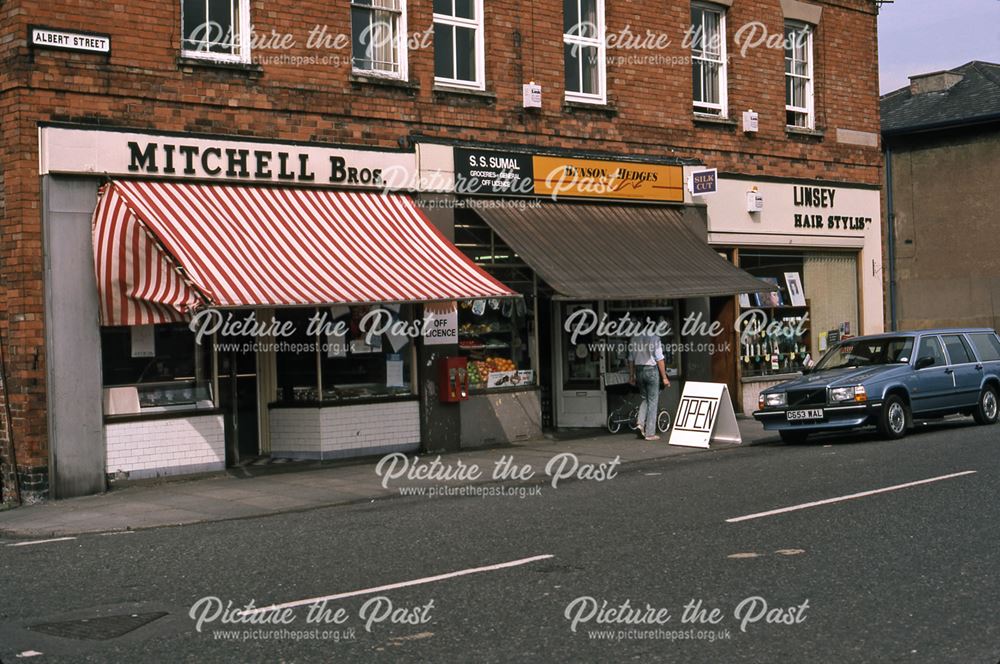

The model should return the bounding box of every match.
[878,395,909,439]
[973,385,999,426]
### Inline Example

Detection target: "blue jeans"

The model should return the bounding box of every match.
[636,365,659,436]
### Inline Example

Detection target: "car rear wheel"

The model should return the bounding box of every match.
[779,430,808,444]
[973,385,999,425]
[878,395,909,439]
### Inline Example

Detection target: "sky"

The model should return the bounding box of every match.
[877,0,1000,94]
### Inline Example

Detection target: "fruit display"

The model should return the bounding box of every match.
[467,356,517,385]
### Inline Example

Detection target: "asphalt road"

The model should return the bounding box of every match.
[1,418,998,663]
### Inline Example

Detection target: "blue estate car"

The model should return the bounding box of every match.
[754,329,1000,443]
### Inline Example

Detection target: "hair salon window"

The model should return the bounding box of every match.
[101,324,214,416]
[181,0,251,63]
[691,3,728,117]
[434,0,485,90]
[352,0,408,79]
[737,250,859,377]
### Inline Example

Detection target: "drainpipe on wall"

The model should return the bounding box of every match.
[884,145,898,331]
[0,326,22,506]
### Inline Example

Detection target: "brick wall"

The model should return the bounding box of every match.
[0,0,881,499]
[104,414,226,480]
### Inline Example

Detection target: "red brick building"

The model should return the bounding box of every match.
[0,0,883,503]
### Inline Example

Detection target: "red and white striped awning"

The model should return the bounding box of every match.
[92,180,515,326]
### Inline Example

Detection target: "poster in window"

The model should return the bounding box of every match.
[386,354,405,388]
[760,277,784,307]
[738,293,751,308]
[784,272,806,307]
[130,325,156,358]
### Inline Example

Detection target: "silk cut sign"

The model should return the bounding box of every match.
[668,382,742,449]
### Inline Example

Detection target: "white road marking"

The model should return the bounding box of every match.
[240,554,555,617]
[16,650,44,658]
[8,537,77,547]
[726,471,978,523]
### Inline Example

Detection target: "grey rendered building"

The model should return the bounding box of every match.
[881,61,1000,331]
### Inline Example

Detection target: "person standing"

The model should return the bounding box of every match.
[628,331,671,440]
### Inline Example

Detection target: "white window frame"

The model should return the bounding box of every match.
[691,2,728,117]
[785,22,815,129]
[433,0,485,91]
[350,0,409,81]
[563,0,607,105]
[181,0,251,64]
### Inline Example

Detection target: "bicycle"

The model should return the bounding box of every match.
[606,391,672,435]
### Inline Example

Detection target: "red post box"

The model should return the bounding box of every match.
[438,356,470,403]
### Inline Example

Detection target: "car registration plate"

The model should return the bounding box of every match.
[787,409,824,421]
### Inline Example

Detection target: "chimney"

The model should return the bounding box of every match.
[909,71,964,95]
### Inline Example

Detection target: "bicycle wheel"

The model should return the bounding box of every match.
[607,412,622,434]
[628,408,640,431]
[657,410,672,433]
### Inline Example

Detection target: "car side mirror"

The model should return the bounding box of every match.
[800,366,811,375]
[916,356,935,370]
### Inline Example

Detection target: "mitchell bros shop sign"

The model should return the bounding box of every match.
[38,126,417,188]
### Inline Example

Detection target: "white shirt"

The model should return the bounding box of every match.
[629,334,665,367]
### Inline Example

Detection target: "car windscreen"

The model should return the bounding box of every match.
[813,337,915,372]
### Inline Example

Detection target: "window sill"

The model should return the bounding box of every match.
[432,85,496,104]
[563,100,618,117]
[786,126,825,139]
[349,73,419,95]
[104,408,223,425]
[269,394,418,408]
[177,56,262,76]
[693,114,737,128]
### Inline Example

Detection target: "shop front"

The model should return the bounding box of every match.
[417,143,771,435]
[39,125,516,494]
[702,176,885,414]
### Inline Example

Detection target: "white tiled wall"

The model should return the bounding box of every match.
[270,401,420,459]
[105,414,225,479]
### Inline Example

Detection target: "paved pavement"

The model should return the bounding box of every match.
[0,420,777,538]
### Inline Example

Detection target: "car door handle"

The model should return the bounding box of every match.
[976,364,984,371]
[944,368,954,374]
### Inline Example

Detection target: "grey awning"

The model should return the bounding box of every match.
[474,203,772,300]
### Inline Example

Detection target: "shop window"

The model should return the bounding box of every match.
[434,0,484,90]
[352,0,408,79]
[275,306,415,403]
[603,300,681,384]
[458,298,534,389]
[691,3,728,117]
[101,324,213,416]
[455,210,537,389]
[181,0,251,63]
[563,0,606,104]
[738,251,858,377]
[784,22,814,128]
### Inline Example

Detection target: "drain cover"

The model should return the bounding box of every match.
[28,612,168,641]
